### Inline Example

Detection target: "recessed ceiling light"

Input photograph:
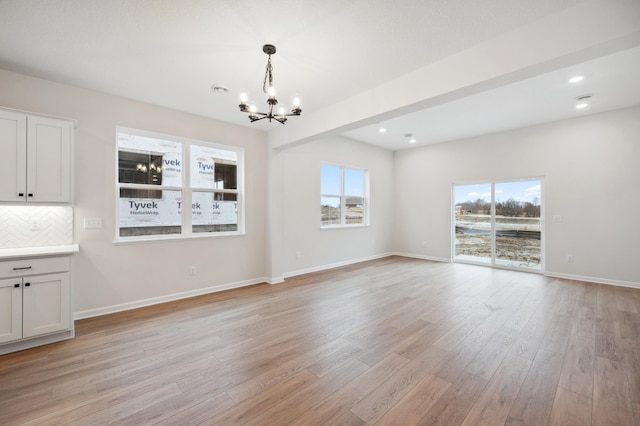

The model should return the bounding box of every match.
[404,133,416,143]
[211,85,229,93]
[568,76,584,84]
[575,94,592,109]
[379,127,387,133]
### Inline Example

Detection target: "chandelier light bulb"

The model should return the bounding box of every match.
[292,95,301,107]
[278,106,286,116]
[267,86,277,99]
[239,90,249,104]
[249,104,257,113]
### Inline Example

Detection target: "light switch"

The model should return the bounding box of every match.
[84,218,103,229]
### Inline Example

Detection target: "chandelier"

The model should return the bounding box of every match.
[238,44,301,124]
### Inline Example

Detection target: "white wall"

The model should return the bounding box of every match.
[393,106,640,286]
[279,136,394,276]
[1,66,638,320]
[0,69,269,317]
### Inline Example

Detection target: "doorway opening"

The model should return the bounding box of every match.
[453,179,543,271]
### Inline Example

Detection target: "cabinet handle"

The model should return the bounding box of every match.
[28,193,34,197]
[18,193,24,197]
[14,283,20,288]
[13,266,32,271]
[25,283,31,287]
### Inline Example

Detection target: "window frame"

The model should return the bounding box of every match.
[115,126,245,243]
[320,162,369,228]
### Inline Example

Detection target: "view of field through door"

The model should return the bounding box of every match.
[453,179,542,271]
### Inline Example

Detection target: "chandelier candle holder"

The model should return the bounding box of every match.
[239,44,302,124]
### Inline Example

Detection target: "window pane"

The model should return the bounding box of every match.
[454,183,492,264]
[117,133,182,186]
[321,196,341,226]
[192,191,238,233]
[344,168,364,196]
[494,180,541,270]
[346,196,364,224]
[118,151,164,185]
[320,164,340,195]
[119,190,182,237]
[190,145,238,189]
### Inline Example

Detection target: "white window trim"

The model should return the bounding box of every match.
[320,162,370,229]
[114,126,245,243]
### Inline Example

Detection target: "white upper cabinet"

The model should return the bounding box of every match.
[0,108,72,203]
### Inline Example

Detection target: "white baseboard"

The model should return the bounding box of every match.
[392,252,451,263]
[74,277,269,320]
[283,252,393,279]
[544,271,640,289]
[267,277,285,285]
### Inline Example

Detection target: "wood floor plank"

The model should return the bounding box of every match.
[465,326,519,380]
[434,325,498,383]
[333,410,369,425]
[548,387,592,426]
[460,354,531,426]
[244,358,370,426]
[289,353,411,426]
[66,382,185,426]
[558,334,595,397]
[418,371,488,425]
[225,337,351,403]
[595,317,626,362]
[375,373,450,426]
[508,348,565,426]
[1,257,639,425]
[540,313,574,354]
[508,308,554,361]
[153,392,236,426]
[593,356,634,426]
[204,369,318,425]
[349,345,448,424]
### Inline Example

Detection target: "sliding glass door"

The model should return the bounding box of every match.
[454,179,542,271]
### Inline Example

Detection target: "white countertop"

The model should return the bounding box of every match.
[0,244,79,260]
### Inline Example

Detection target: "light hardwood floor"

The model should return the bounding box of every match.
[1,256,639,425]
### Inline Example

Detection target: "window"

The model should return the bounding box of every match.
[320,163,368,227]
[453,179,542,271]
[116,128,243,240]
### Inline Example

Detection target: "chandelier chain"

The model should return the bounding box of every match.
[262,55,273,94]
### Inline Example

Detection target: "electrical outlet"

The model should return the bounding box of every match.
[567,254,574,263]
[190,266,197,276]
[295,250,302,259]
[30,218,41,230]
[553,215,563,223]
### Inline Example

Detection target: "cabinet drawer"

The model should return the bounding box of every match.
[0,256,70,278]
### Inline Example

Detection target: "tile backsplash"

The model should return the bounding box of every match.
[0,206,73,248]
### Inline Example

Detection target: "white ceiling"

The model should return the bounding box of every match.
[343,46,640,150]
[0,0,638,150]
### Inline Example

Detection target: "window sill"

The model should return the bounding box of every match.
[320,224,370,231]
[113,231,246,245]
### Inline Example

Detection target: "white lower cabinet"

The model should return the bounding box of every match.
[0,256,73,353]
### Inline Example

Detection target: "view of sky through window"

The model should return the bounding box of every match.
[321,164,363,196]
[454,180,541,204]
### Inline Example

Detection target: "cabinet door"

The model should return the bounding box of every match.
[26,116,72,202]
[22,272,70,338]
[0,278,22,344]
[0,110,27,202]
